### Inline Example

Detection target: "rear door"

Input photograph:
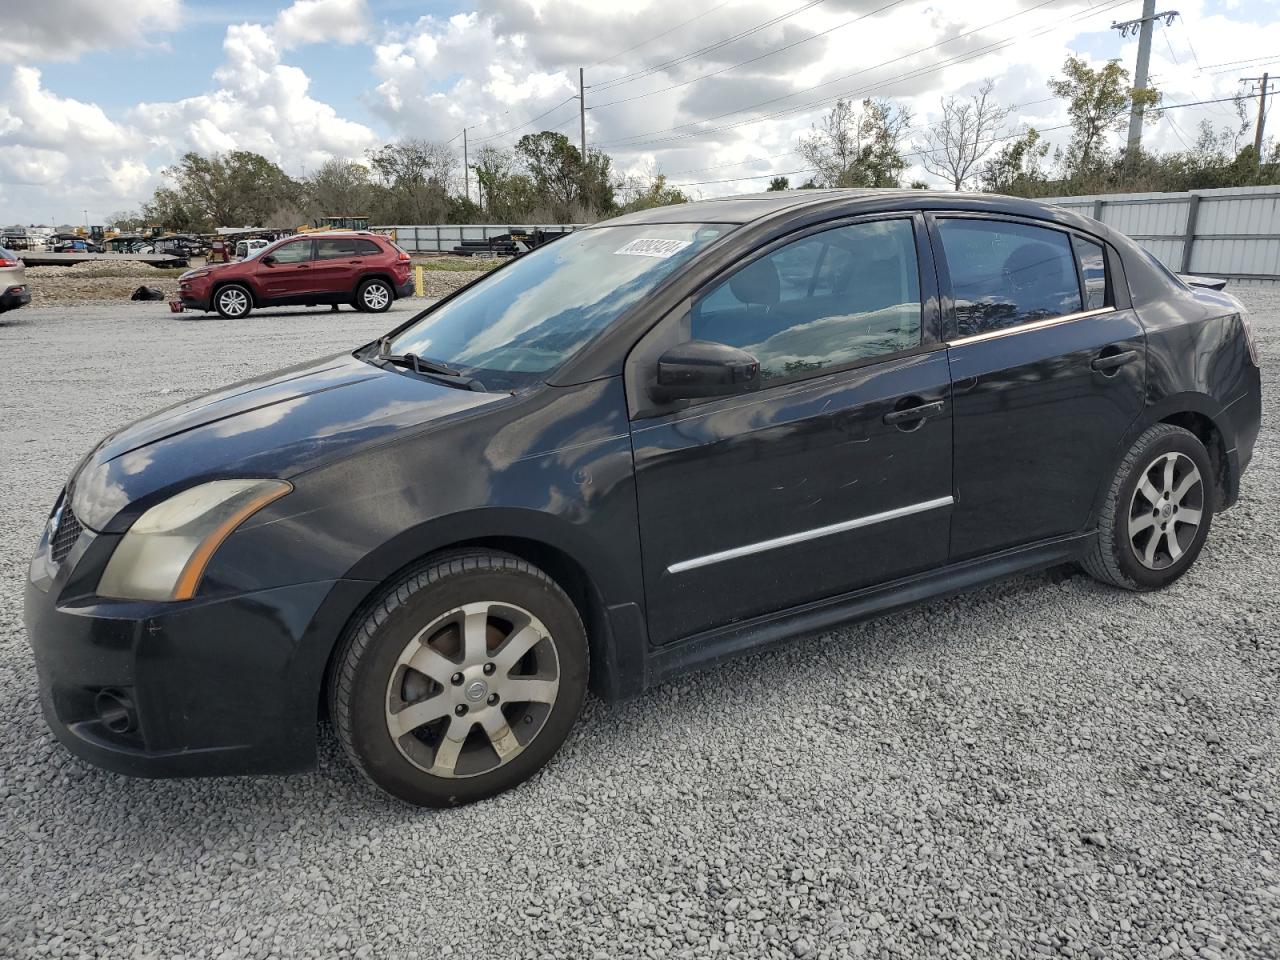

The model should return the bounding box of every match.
[629,215,954,644]
[256,238,316,301]
[312,237,360,297]
[932,215,1146,560]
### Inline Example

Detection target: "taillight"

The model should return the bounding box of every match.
[0,257,16,267]
[397,250,410,262]
[1240,310,1259,367]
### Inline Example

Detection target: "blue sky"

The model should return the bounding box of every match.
[1,0,1277,225]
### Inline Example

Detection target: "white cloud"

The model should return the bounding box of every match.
[0,0,183,62]
[275,0,370,48]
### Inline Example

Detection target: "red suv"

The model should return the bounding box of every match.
[179,232,414,318]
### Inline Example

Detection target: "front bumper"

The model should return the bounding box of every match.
[26,529,371,777]
[178,283,210,311]
[1,283,31,310]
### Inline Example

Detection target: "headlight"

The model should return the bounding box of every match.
[97,479,291,601]
[181,269,211,281]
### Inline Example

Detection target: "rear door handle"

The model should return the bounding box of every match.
[883,400,945,426]
[1091,349,1138,372]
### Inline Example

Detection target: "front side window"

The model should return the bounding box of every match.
[269,239,313,264]
[938,219,1082,338]
[691,219,922,382]
[386,223,733,391]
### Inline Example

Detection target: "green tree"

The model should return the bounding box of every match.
[1048,56,1160,176]
[767,176,790,191]
[307,158,372,217]
[978,128,1051,195]
[143,151,300,230]
[366,139,457,223]
[617,173,689,213]
[797,98,912,188]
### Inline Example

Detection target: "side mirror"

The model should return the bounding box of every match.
[650,340,760,402]
[260,254,276,266]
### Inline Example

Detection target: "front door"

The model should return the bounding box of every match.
[256,238,315,301]
[932,215,1147,560]
[629,216,954,645]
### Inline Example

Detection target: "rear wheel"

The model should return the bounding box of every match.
[329,551,588,806]
[1082,423,1214,591]
[213,283,252,319]
[355,278,393,313]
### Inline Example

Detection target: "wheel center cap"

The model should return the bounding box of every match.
[1160,503,1173,519]
[464,679,489,702]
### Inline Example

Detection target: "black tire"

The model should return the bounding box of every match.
[213,283,253,319]
[328,550,588,807]
[1082,423,1215,591]
[355,278,393,313]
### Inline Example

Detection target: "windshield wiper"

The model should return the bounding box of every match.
[374,339,486,392]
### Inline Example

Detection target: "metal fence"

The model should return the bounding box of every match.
[1045,184,1280,285]
[377,223,583,254]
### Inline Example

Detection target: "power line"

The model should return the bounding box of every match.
[588,1,734,68]
[591,0,911,110]
[471,94,580,145]
[592,0,830,92]
[666,93,1261,191]
[602,0,1124,150]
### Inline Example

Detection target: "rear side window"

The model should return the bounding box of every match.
[938,219,1082,339]
[354,239,382,256]
[1072,235,1109,310]
[316,238,356,259]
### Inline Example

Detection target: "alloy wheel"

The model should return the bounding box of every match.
[1127,451,1204,570]
[218,288,249,317]
[363,283,391,310]
[384,601,560,778]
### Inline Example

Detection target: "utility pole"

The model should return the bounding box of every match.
[462,127,470,205]
[1241,73,1275,164]
[1112,2,1178,163]
[579,67,587,159]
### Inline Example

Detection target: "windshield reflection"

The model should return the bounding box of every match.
[387,223,733,390]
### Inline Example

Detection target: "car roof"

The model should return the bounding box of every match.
[595,188,1101,231]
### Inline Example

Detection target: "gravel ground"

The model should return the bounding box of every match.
[1,293,1278,959]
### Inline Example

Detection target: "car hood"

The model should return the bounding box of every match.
[180,261,243,280]
[70,352,505,533]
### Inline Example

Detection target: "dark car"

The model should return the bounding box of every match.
[178,231,413,318]
[26,190,1262,806]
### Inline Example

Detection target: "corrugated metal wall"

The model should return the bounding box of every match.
[1044,185,1280,285]
[376,223,581,253]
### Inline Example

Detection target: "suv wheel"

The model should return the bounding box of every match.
[213,283,253,319]
[356,278,393,313]
[1082,423,1215,591]
[329,550,588,806]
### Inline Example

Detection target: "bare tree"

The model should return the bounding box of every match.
[915,81,1012,190]
[797,98,913,188]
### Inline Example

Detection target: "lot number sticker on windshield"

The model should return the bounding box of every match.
[615,238,693,259]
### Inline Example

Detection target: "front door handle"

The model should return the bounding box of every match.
[1091,349,1138,373]
[883,399,945,426]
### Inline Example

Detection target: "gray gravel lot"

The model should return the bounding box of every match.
[1,293,1278,959]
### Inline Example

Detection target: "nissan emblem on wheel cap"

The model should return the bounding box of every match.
[465,679,488,702]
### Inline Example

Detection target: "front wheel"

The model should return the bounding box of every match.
[1082,423,1215,591]
[355,278,393,313]
[213,283,253,319]
[329,551,588,806]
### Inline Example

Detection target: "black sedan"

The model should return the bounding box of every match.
[26,190,1262,806]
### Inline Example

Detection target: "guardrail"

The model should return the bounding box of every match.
[1045,184,1280,285]
[377,224,584,254]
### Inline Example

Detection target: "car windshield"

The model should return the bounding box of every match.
[383,223,734,390]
